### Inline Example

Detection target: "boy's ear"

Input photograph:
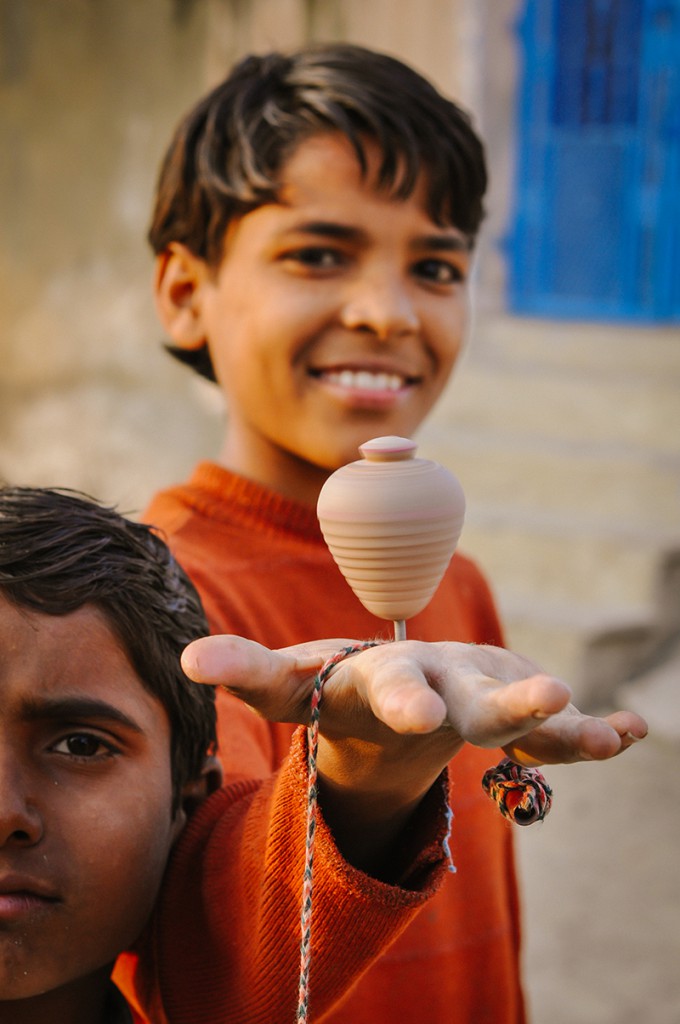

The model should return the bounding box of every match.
[154,242,212,351]
[179,754,224,819]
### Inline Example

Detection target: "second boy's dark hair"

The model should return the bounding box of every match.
[0,486,216,813]
[149,42,488,381]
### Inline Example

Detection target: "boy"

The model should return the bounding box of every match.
[0,486,637,1023]
[143,43,647,1022]
[0,485,449,1023]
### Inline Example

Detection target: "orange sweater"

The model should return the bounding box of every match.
[142,461,526,1024]
[115,729,449,1022]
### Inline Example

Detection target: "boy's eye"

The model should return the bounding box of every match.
[414,258,465,285]
[51,733,117,760]
[285,247,345,270]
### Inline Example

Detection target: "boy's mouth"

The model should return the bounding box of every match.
[0,876,61,922]
[310,368,417,392]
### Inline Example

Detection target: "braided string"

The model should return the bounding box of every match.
[297,640,382,1023]
[296,646,555,1020]
[481,756,553,825]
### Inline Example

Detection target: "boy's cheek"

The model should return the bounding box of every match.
[0,845,165,1002]
[9,787,179,996]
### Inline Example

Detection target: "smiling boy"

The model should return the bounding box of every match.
[156,129,471,505]
[143,44,647,1022]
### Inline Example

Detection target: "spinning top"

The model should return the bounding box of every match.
[317,436,465,640]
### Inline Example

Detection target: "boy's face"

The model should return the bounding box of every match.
[0,595,185,1009]
[170,132,472,501]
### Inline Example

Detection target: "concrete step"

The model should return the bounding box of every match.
[494,587,679,709]
[417,315,680,708]
[418,427,680,613]
[413,313,680,705]
[459,513,668,611]
[618,634,680,742]
[496,600,652,707]
[420,428,680,536]
[479,540,680,702]
[464,312,680,383]
[428,312,680,480]
[436,363,679,456]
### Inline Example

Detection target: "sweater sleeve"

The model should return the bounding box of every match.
[141,728,451,1024]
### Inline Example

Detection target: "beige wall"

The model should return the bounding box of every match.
[1,0,219,509]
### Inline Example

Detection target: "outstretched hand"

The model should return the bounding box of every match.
[182,635,647,871]
[182,635,647,768]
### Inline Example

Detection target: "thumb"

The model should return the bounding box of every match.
[180,635,353,722]
[182,635,295,683]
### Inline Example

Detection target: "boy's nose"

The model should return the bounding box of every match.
[340,276,420,341]
[0,760,43,847]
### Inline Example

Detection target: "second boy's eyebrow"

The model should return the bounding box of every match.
[21,696,145,733]
[287,220,469,252]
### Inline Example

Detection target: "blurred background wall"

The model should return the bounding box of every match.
[3,0,678,705]
[1,2,679,1019]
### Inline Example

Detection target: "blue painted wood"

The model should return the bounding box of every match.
[508,0,680,322]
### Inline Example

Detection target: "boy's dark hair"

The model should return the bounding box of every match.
[149,42,488,381]
[0,486,216,812]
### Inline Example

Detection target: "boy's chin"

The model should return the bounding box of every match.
[329,427,420,467]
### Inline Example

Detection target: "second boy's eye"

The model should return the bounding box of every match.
[414,259,465,286]
[284,247,346,271]
[52,733,117,760]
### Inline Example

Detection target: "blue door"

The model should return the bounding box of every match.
[508,0,680,321]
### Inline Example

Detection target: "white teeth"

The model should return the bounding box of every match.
[325,370,404,391]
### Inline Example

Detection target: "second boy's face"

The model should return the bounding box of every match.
[0,597,184,1012]
[192,132,471,501]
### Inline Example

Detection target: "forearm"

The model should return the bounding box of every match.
[316,730,460,878]
[147,728,451,1023]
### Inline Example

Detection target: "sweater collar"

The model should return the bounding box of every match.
[185,462,324,542]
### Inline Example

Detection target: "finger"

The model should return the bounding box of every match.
[362,655,449,734]
[570,715,626,760]
[601,710,648,752]
[181,635,337,722]
[454,673,572,748]
[182,635,290,685]
[574,710,648,760]
[182,635,366,722]
[183,635,360,682]
[504,705,648,767]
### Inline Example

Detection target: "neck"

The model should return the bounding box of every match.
[218,433,331,507]
[0,968,114,1024]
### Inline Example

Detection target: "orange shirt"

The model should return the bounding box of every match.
[142,461,526,1024]
[115,730,449,1022]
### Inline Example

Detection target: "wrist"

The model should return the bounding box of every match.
[315,733,458,877]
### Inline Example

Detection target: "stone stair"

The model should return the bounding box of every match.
[418,314,680,707]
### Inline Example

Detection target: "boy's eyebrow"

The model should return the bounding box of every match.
[21,696,145,733]
[415,234,472,253]
[287,220,365,243]
[285,220,471,251]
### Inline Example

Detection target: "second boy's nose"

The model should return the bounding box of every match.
[0,757,44,848]
[340,274,420,341]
